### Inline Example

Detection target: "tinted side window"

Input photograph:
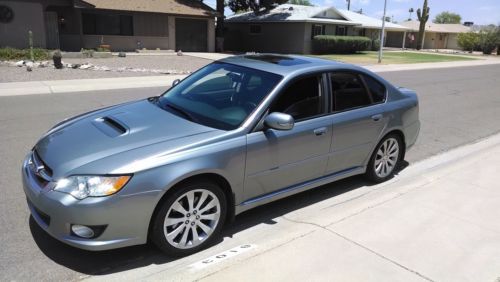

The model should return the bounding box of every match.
[270,76,324,121]
[363,75,386,103]
[331,73,371,112]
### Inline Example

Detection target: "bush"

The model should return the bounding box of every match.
[0,47,50,61]
[478,27,499,55]
[457,32,480,52]
[312,35,371,54]
[370,39,380,51]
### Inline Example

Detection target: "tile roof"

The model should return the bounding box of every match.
[79,0,216,17]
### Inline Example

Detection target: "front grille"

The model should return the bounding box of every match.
[27,198,51,227]
[30,150,53,187]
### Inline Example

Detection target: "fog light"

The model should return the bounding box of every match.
[71,224,95,238]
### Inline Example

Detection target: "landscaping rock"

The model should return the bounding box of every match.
[118,52,126,58]
[79,63,93,70]
[15,60,25,67]
[26,61,33,72]
[177,50,183,56]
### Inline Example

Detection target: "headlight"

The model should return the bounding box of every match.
[54,175,131,199]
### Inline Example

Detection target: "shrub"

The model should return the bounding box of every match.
[0,47,49,61]
[478,27,499,55]
[457,32,480,52]
[312,35,371,54]
[370,39,381,51]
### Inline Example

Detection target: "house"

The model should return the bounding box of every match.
[0,0,217,52]
[224,4,409,54]
[388,20,472,49]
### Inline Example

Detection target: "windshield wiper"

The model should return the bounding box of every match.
[163,102,197,122]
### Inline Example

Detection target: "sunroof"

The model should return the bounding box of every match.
[244,55,310,66]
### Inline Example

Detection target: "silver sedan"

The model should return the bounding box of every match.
[22,54,419,256]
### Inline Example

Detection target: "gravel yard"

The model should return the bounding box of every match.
[0,55,212,83]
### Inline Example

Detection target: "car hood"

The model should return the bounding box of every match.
[35,99,221,178]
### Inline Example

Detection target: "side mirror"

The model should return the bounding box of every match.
[172,79,181,87]
[264,112,294,131]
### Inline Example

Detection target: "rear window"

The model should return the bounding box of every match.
[330,72,371,112]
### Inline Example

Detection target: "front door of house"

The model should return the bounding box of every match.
[45,11,60,49]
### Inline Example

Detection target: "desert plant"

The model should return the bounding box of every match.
[457,32,480,52]
[416,0,430,50]
[478,27,500,54]
[313,35,371,54]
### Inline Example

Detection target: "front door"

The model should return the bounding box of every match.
[45,11,59,49]
[244,74,332,201]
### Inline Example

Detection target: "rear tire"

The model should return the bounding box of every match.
[365,134,403,183]
[151,179,227,257]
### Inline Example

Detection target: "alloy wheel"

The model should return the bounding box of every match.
[374,137,399,178]
[163,189,221,249]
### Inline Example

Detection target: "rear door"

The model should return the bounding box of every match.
[326,71,387,174]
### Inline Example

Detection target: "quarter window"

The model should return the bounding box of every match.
[330,72,371,112]
[363,75,386,103]
[270,76,325,121]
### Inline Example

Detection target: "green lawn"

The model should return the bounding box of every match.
[316,51,478,65]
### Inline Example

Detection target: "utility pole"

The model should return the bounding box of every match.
[378,0,387,63]
[346,0,351,10]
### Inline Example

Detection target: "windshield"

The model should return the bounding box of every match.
[159,62,282,130]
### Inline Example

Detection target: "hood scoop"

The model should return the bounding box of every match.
[92,115,128,137]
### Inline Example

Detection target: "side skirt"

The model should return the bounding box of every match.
[235,166,365,215]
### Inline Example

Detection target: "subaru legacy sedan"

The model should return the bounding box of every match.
[23,54,419,256]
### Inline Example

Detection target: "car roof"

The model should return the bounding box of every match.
[217,54,361,77]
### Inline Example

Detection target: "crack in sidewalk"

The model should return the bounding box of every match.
[281,216,435,282]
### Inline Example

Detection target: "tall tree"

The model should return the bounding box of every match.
[228,0,288,14]
[433,11,461,24]
[288,0,313,6]
[215,0,225,52]
[416,0,429,50]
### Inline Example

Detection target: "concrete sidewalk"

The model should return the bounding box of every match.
[87,133,500,282]
[1,57,499,97]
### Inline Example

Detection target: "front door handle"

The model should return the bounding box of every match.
[371,114,383,121]
[314,127,327,136]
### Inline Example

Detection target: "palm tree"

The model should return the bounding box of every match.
[408,8,414,21]
[215,0,224,52]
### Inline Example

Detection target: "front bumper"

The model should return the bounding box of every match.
[22,153,160,251]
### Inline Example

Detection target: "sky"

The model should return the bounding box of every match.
[204,0,500,25]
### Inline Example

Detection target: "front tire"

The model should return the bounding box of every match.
[365,134,403,183]
[151,179,227,257]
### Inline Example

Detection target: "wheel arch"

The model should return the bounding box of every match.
[147,172,235,240]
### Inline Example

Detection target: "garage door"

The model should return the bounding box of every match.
[175,18,208,52]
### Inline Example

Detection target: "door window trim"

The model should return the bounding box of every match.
[327,71,386,114]
[251,71,330,132]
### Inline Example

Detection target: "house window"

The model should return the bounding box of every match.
[249,25,261,34]
[335,26,347,36]
[82,13,133,36]
[311,24,325,39]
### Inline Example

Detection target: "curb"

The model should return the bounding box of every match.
[1,59,499,97]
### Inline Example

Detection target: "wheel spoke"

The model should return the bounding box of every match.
[195,191,209,210]
[200,198,217,214]
[165,217,185,227]
[197,221,212,234]
[171,201,187,215]
[375,162,383,173]
[179,225,190,246]
[186,191,195,211]
[200,212,219,221]
[166,224,185,240]
[191,226,200,245]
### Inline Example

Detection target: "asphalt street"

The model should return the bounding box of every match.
[1,64,499,281]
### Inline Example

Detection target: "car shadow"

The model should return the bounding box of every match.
[30,161,409,276]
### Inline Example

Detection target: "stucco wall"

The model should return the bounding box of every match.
[225,22,307,54]
[81,35,169,51]
[0,1,47,48]
[446,33,460,49]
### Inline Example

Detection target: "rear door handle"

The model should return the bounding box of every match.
[314,127,327,136]
[371,114,383,121]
